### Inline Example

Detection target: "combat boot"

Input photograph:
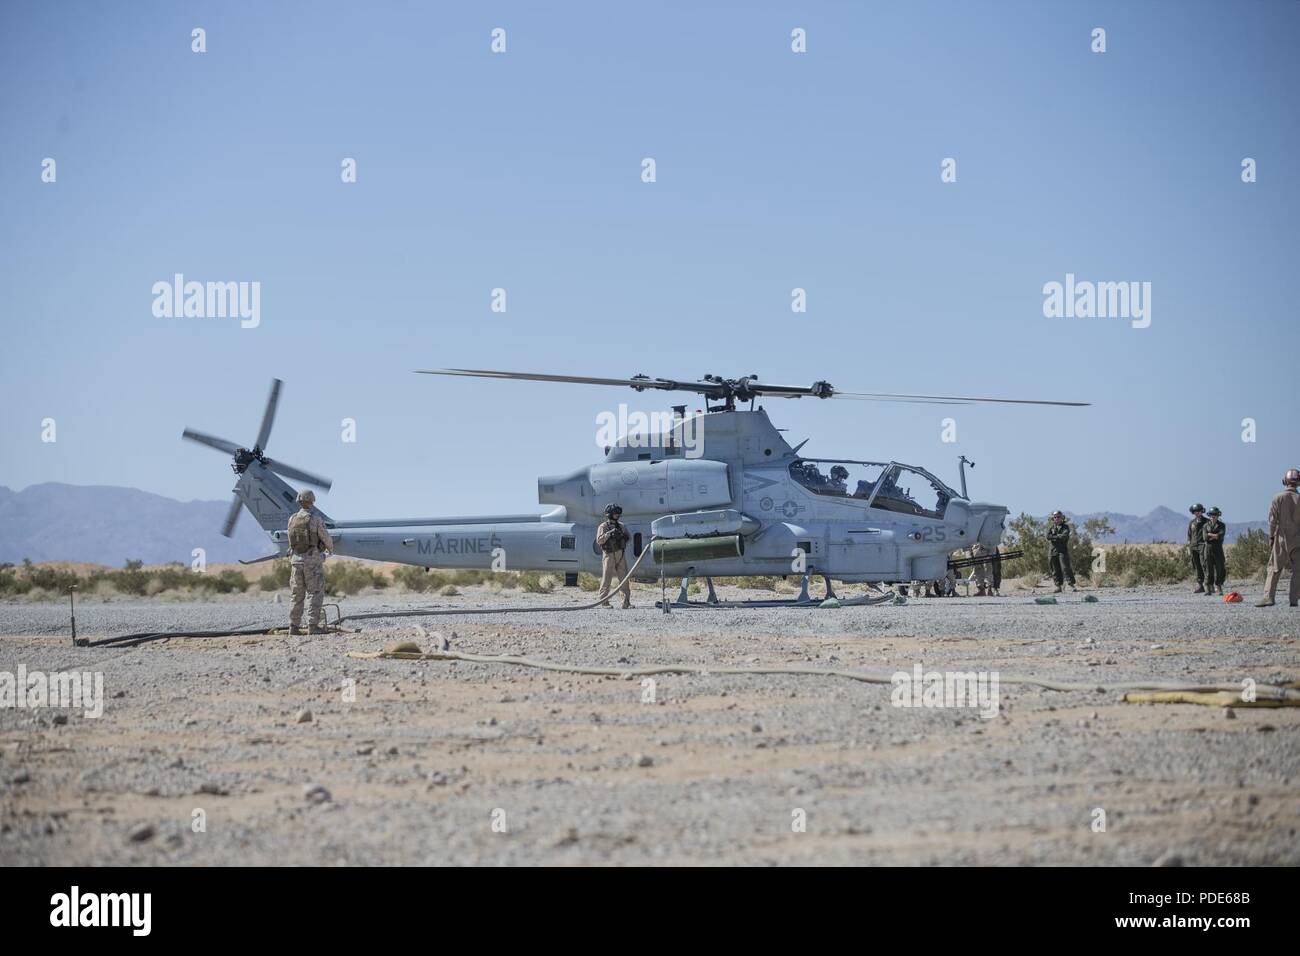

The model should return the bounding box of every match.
[1053,585,1062,594]
[289,627,306,636]
[1193,584,1204,593]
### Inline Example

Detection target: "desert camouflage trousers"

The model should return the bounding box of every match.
[290,554,326,630]
[598,551,631,607]
[1263,546,1300,606]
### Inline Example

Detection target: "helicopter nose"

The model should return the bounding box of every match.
[538,468,590,511]
[969,505,1009,546]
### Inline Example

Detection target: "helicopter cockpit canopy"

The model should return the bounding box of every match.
[789,459,958,520]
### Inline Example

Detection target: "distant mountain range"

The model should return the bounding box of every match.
[0,483,273,566]
[1059,506,1266,544]
[0,483,1269,566]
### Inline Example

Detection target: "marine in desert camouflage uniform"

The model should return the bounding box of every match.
[969,542,991,596]
[287,489,333,634]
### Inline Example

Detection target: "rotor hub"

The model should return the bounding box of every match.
[231,446,264,473]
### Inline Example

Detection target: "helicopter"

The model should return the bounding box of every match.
[181,371,1087,597]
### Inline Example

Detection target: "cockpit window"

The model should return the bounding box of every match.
[789,460,889,500]
[870,465,952,519]
[789,459,953,519]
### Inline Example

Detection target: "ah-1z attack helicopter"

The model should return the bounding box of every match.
[182,371,1086,597]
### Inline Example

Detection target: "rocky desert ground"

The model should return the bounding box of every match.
[1,579,1297,866]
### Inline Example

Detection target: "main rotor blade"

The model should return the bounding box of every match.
[416,368,1087,407]
[220,494,242,538]
[831,391,1089,407]
[182,429,241,456]
[254,378,282,452]
[262,458,333,490]
[835,396,971,405]
[415,368,727,396]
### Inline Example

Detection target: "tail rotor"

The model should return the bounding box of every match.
[182,378,332,537]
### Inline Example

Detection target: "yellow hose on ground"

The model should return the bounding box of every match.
[1123,690,1300,708]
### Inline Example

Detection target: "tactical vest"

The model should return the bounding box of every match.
[287,511,315,555]
[601,523,628,554]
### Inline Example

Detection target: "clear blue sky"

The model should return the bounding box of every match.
[2,0,1297,522]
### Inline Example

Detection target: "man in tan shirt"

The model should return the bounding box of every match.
[1257,469,1300,607]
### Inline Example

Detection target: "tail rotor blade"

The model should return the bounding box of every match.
[220,494,242,538]
[254,378,282,452]
[182,429,241,455]
[263,458,332,490]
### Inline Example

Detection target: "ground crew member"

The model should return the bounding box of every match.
[1202,507,1227,596]
[596,503,632,609]
[287,489,333,634]
[1187,504,1209,593]
[942,556,958,597]
[970,542,991,596]
[1257,468,1300,607]
[1047,510,1077,592]
[990,547,1003,596]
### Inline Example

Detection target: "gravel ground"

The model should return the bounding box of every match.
[1,580,1297,866]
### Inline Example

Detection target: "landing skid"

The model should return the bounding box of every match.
[657,572,896,610]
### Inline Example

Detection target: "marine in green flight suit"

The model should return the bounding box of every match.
[1203,507,1227,596]
[1047,510,1077,593]
[1187,503,1208,593]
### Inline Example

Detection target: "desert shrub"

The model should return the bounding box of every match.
[577,572,600,591]
[392,564,435,592]
[438,584,459,596]
[325,562,389,595]
[1097,546,1190,585]
[152,565,194,591]
[258,559,291,591]
[203,570,250,594]
[1228,528,1271,579]
[709,575,780,590]
[25,564,81,594]
[109,559,150,596]
[516,571,554,593]
[449,569,497,587]
[0,568,32,596]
